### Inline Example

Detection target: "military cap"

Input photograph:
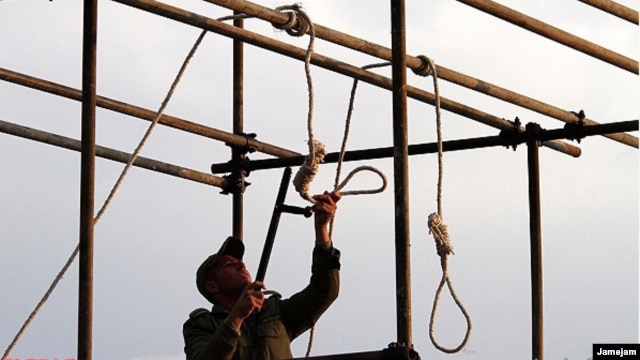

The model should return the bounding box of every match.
[196,236,245,303]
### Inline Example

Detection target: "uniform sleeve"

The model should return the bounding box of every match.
[280,245,340,340]
[183,313,241,360]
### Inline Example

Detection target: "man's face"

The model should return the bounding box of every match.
[206,254,252,297]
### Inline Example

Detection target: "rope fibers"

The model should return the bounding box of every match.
[277,6,389,352]
[421,56,473,354]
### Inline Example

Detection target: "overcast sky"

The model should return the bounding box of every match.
[1,1,638,360]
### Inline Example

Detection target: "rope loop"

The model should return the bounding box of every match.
[334,165,387,196]
[412,55,434,77]
[274,5,311,37]
[427,213,472,353]
[429,271,473,354]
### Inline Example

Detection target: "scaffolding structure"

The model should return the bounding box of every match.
[1,1,638,360]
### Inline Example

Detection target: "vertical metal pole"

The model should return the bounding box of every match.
[390,0,412,347]
[78,1,97,360]
[232,14,244,239]
[526,123,543,360]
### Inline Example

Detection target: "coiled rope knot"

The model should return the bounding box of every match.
[412,55,435,77]
[293,139,327,203]
[427,212,454,257]
[274,4,311,37]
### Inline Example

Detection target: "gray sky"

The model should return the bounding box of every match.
[1,1,638,360]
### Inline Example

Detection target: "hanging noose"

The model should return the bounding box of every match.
[419,56,473,353]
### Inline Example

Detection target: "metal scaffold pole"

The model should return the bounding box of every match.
[526,123,544,360]
[391,0,412,348]
[232,14,245,239]
[78,0,97,359]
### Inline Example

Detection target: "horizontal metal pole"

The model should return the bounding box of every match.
[111,0,582,158]
[456,0,638,73]
[211,120,638,173]
[540,119,638,141]
[201,0,638,148]
[578,0,638,25]
[0,119,226,188]
[0,67,299,159]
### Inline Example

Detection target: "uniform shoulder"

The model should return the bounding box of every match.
[189,307,210,319]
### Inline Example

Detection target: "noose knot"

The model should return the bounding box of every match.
[293,139,327,202]
[428,212,454,257]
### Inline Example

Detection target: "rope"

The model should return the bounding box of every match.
[271,5,320,355]
[277,4,388,207]
[276,16,390,350]
[420,56,472,354]
[333,62,390,195]
[1,15,245,359]
[273,4,321,203]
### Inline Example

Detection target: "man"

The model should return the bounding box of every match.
[183,191,341,360]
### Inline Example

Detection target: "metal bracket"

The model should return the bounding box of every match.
[384,342,421,360]
[564,109,586,143]
[498,116,522,151]
[216,132,258,194]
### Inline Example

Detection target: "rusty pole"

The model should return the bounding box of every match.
[199,0,637,148]
[456,0,638,74]
[390,0,412,348]
[578,0,639,24]
[526,123,544,360]
[78,0,97,359]
[0,65,587,156]
[0,119,226,188]
[110,0,617,154]
[0,67,298,158]
[232,15,245,239]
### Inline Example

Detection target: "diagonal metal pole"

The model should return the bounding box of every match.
[455,0,638,73]
[578,0,639,24]
[109,0,591,155]
[78,0,97,359]
[199,0,637,147]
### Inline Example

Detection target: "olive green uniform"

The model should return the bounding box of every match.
[183,245,340,360]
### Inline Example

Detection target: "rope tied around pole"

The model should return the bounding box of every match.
[280,6,389,206]
[273,6,388,356]
[274,4,311,37]
[412,55,435,77]
[273,4,324,204]
[417,56,472,354]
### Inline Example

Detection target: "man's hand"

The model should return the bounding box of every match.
[311,191,341,246]
[227,281,266,330]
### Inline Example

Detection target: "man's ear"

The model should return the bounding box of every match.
[205,280,218,296]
